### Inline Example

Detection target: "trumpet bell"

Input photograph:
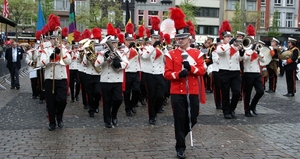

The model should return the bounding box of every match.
[242,36,254,50]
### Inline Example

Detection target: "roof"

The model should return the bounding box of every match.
[0,15,17,27]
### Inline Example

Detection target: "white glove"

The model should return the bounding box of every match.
[201,48,209,54]
[203,62,207,69]
[282,60,287,66]
[262,68,267,71]
[269,46,273,50]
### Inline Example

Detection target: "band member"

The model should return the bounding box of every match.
[69,42,80,102]
[142,17,166,125]
[236,31,246,101]
[123,23,140,116]
[203,35,215,93]
[81,28,102,117]
[39,25,72,131]
[165,8,206,159]
[258,40,268,90]
[95,23,129,128]
[216,21,243,119]
[282,37,299,97]
[265,38,280,93]
[241,24,265,117]
[212,48,222,109]
[25,43,39,99]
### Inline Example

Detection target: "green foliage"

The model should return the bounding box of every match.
[178,0,197,25]
[267,9,282,37]
[76,0,124,29]
[8,0,37,25]
[231,2,244,36]
[41,0,55,22]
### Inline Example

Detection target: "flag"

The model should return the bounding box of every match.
[125,0,131,25]
[36,0,46,31]
[68,0,76,43]
[3,0,9,18]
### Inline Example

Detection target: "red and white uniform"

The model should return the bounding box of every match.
[215,43,243,70]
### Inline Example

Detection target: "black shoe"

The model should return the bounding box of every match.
[10,86,15,89]
[132,107,137,114]
[58,121,64,128]
[245,112,253,117]
[149,119,156,125]
[284,93,294,97]
[16,86,20,90]
[70,99,74,103]
[252,110,258,115]
[177,150,185,159]
[48,125,55,131]
[224,114,232,119]
[89,113,95,117]
[84,105,89,109]
[126,111,132,116]
[139,99,146,106]
[39,100,44,104]
[158,106,164,113]
[231,111,237,119]
[112,119,118,126]
[105,123,113,128]
[75,96,79,101]
[163,98,169,106]
[95,108,99,113]
[216,106,222,110]
[266,90,275,93]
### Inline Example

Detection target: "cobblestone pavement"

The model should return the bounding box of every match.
[1,71,300,159]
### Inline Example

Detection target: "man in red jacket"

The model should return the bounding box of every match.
[165,7,206,159]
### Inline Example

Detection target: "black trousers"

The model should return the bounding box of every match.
[86,74,101,115]
[78,71,88,106]
[204,73,212,91]
[267,68,277,91]
[45,79,68,127]
[279,60,285,75]
[9,63,19,87]
[171,94,199,152]
[144,73,165,120]
[219,70,241,115]
[69,70,80,100]
[30,76,38,97]
[37,69,45,100]
[242,73,264,113]
[124,72,140,112]
[285,69,296,94]
[212,71,222,108]
[101,82,123,124]
[140,71,147,99]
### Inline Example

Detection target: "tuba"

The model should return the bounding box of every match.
[83,39,101,73]
[242,36,255,50]
[100,36,122,62]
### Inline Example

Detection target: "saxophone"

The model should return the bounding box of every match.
[84,40,101,73]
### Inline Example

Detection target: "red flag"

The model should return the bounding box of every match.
[3,0,9,18]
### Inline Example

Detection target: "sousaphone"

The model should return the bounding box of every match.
[259,46,272,66]
[280,50,292,60]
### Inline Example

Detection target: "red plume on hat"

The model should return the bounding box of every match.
[186,20,195,37]
[82,29,91,39]
[169,7,187,30]
[137,25,145,37]
[125,23,134,34]
[92,28,102,40]
[145,28,151,38]
[151,17,160,31]
[62,27,68,37]
[246,24,255,36]
[107,23,116,36]
[159,32,163,38]
[222,20,232,32]
[116,28,121,34]
[117,33,125,44]
[49,15,60,31]
[164,33,171,44]
[73,30,81,42]
[35,31,42,40]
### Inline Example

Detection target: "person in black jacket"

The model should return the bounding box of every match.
[5,41,24,89]
[282,37,299,97]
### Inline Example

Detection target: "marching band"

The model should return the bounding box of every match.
[17,9,300,159]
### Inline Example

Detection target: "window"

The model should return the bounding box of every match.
[150,0,157,3]
[196,7,219,17]
[274,0,281,6]
[60,19,68,27]
[273,12,281,27]
[148,11,159,26]
[123,0,131,2]
[227,0,238,10]
[260,11,265,28]
[75,1,87,14]
[286,0,294,6]
[55,0,70,11]
[286,13,293,27]
[138,10,144,25]
[261,0,266,5]
[247,0,256,11]
[198,26,219,35]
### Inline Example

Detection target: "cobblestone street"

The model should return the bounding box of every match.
[1,70,300,159]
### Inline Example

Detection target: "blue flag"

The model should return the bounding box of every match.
[36,0,45,31]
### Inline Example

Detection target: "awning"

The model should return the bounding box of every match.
[0,15,17,27]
